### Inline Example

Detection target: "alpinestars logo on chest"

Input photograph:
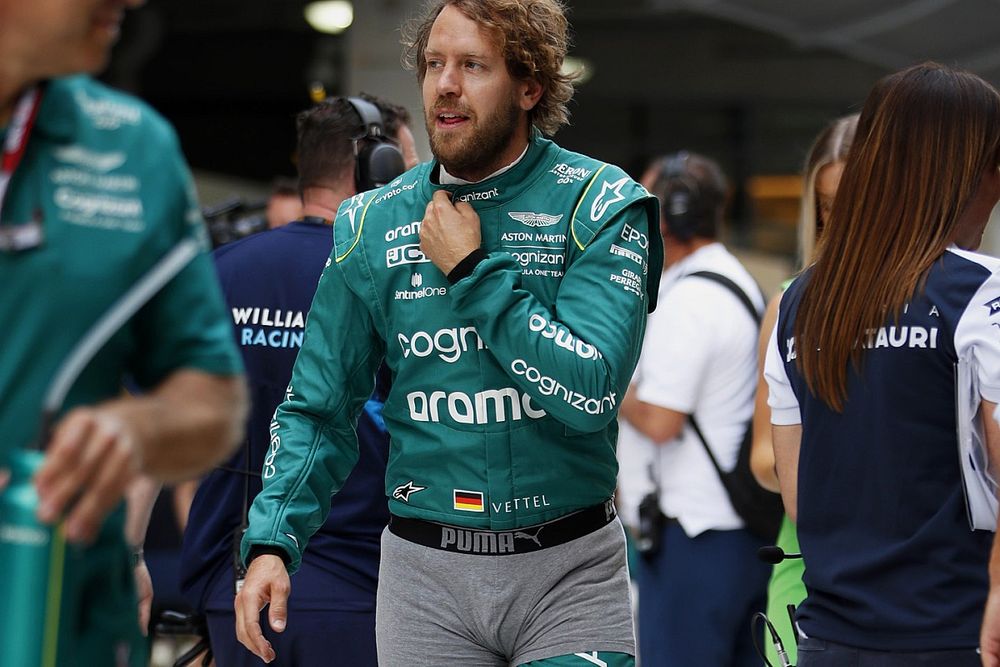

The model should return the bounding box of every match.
[392,481,427,502]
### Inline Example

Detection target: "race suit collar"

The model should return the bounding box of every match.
[438,143,529,185]
[421,128,554,208]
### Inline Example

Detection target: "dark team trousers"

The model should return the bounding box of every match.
[796,637,980,666]
[206,608,377,666]
[637,520,769,667]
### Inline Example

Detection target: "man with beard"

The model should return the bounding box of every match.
[235,2,663,666]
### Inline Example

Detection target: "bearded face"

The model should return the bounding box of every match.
[425,90,521,179]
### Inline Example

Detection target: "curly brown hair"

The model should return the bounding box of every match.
[401,0,576,136]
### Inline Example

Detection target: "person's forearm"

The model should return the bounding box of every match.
[109,369,247,482]
[620,386,685,444]
[750,377,780,492]
[172,479,200,534]
[125,475,161,548]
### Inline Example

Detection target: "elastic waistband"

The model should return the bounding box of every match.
[388,500,617,556]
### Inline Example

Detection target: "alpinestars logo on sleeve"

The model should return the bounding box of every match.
[392,481,427,502]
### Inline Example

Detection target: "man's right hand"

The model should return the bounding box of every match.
[234,554,290,663]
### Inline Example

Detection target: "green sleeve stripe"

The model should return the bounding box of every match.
[335,196,376,263]
[570,164,609,251]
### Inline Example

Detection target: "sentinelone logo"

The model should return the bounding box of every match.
[395,284,447,300]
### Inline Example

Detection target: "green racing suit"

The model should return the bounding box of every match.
[243,132,663,572]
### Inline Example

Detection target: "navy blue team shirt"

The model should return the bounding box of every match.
[768,248,1000,651]
[180,220,390,612]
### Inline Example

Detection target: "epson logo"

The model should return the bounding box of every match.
[528,313,602,360]
[620,223,648,250]
[398,326,486,363]
[407,388,546,424]
[387,243,430,268]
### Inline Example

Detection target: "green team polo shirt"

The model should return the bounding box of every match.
[0,76,243,462]
[244,131,664,571]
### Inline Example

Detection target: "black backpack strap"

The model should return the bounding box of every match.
[688,414,725,476]
[685,270,763,325]
[681,270,762,473]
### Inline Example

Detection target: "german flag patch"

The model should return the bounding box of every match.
[453,490,485,512]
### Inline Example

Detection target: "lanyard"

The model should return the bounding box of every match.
[0,85,45,220]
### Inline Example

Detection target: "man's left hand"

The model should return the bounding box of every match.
[419,190,482,275]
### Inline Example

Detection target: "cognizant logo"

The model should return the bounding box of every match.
[511,359,617,416]
[397,326,486,363]
[407,388,546,424]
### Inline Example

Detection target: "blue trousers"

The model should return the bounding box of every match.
[636,520,770,667]
[206,608,377,667]
[797,637,980,666]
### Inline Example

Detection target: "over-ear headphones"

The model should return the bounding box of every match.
[659,151,701,242]
[346,96,406,192]
[658,151,729,241]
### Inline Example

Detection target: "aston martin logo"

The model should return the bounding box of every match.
[392,481,427,502]
[508,212,563,228]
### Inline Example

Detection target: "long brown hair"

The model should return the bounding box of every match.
[795,62,1000,411]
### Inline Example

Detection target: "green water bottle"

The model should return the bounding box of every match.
[0,448,141,666]
[0,449,61,667]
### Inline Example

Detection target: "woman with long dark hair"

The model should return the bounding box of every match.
[765,62,1000,665]
[750,112,858,667]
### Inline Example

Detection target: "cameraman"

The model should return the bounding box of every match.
[618,152,770,667]
[179,93,417,666]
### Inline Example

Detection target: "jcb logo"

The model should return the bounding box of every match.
[387,243,430,267]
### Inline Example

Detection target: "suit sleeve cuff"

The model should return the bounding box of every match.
[247,545,292,567]
[447,248,488,284]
